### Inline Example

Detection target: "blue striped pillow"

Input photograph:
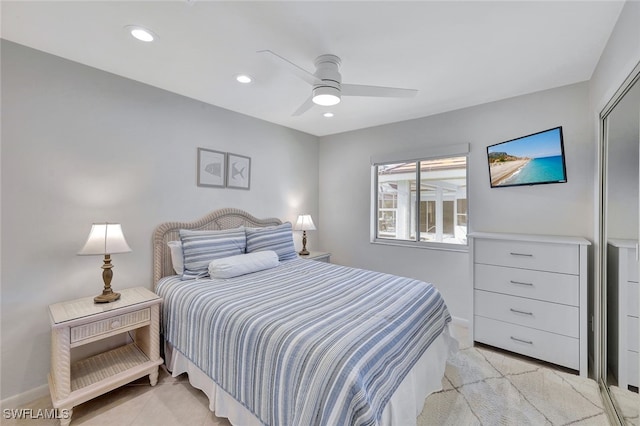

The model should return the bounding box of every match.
[179,227,246,280]
[246,223,297,261]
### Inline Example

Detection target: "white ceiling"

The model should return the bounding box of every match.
[1,1,625,137]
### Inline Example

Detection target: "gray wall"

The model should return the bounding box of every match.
[318,82,593,323]
[0,40,319,401]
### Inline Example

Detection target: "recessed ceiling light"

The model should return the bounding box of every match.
[323,112,334,118]
[125,25,156,42]
[236,74,252,84]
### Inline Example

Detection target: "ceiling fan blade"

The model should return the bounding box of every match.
[342,83,418,98]
[292,95,315,116]
[257,50,318,86]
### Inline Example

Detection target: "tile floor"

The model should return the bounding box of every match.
[420,344,608,425]
[610,385,640,425]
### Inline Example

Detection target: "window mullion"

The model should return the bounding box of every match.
[415,161,421,243]
[374,166,380,240]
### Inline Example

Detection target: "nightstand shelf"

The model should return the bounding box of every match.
[48,287,163,426]
[70,343,151,391]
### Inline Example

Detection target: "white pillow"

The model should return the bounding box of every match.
[167,241,184,275]
[208,250,279,279]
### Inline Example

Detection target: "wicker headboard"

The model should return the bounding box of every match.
[152,208,282,286]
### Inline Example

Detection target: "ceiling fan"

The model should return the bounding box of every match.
[258,50,419,116]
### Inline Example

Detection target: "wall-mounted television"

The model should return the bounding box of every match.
[487,126,567,188]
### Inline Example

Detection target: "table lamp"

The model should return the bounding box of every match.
[78,223,132,303]
[293,214,316,255]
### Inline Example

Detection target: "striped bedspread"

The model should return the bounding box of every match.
[157,258,452,426]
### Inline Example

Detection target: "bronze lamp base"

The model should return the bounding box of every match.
[298,230,310,256]
[94,254,121,304]
[94,289,121,303]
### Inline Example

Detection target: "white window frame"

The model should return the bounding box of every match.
[370,143,469,252]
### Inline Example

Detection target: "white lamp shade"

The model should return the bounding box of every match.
[78,223,132,255]
[294,215,317,231]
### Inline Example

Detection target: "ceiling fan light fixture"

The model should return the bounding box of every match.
[312,86,341,106]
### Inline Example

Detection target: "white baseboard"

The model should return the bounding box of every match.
[448,316,472,347]
[0,384,49,410]
[450,316,469,329]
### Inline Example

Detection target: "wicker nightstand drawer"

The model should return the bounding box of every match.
[70,308,150,344]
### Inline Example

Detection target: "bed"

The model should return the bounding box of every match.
[153,208,457,426]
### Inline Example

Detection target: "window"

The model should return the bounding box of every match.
[372,145,468,250]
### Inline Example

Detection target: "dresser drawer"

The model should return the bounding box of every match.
[474,264,579,306]
[629,350,639,387]
[628,316,639,352]
[627,249,639,283]
[475,290,579,338]
[474,316,579,370]
[628,282,639,317]
[71,308,151,344]
[474,239,579,274]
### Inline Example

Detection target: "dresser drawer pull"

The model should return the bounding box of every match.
[510,280,534,286]
[510,336,533,345]
[510,308,533,316]
[510,252,533,257]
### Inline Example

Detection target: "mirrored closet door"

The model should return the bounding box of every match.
[600,63,640,425]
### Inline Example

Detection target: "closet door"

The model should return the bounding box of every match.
[601,66,640,425]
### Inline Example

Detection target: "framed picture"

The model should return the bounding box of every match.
[227,153,251,190]
[197,148,226,188]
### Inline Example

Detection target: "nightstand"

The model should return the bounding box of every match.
[300,251,331,263]
[48,287,163,426]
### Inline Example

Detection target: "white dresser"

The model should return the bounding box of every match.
[607,239,639,390]
[470,232,590,377]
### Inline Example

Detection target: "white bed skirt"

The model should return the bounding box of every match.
[165,325,457,426]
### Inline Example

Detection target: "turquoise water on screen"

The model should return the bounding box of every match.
[502,155,566,186]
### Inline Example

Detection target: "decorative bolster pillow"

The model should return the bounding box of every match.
[208,250,279,279]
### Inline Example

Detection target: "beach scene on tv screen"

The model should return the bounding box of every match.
[488,127,566,187]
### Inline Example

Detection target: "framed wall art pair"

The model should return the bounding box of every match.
[197,148,251,190]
